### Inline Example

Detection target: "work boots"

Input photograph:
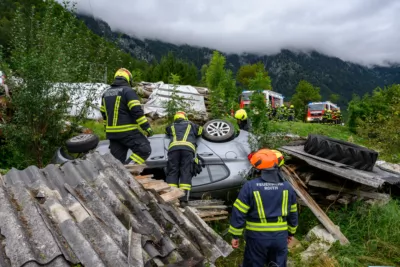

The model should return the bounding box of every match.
[179,190,190,208]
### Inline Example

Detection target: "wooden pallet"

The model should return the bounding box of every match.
[129,173,185,203]
[124,166,228,221]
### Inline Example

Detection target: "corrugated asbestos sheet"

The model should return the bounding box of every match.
[0,152,233,267]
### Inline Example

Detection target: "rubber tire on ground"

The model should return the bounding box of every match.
[66,134,99,154]
[202,119,235,143]
[304,134,378,171]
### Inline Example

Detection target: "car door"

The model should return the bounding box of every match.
[144,135,168,168]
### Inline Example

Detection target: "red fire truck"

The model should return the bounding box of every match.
[305,101,340,122]
[239,90,284,109]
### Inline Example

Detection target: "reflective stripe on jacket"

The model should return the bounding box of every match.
[229,169,298,239]
[100,78,150,139]
[165,119,202,153]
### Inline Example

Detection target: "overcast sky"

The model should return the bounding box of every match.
[73,0,400,66]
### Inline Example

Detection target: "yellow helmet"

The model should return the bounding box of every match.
[290,105,294,108]
[234,109,247,121]
[114,68,133,85]
[271,149,285,167]
[174,111,187,121]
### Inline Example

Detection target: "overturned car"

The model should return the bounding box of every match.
[54,119,254,201]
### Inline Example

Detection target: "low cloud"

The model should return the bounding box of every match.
[72,0,400,66]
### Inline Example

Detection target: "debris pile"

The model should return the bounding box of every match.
[136,82,210,122]
[125,164,230,222]
[277,135,400,243]
[0,153,233,267]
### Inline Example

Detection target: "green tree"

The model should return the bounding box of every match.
[349,84,400,161]
[236,62,269,89]
[3,1,105,168]
[329,93,340,103]
[205,51,227,118]
[149,52,198,85]
[164,73,188,124]
[291,80,322,119]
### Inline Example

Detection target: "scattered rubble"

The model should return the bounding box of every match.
[301,225,338,262]
[0,153,233,267]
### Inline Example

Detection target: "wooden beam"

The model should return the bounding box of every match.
[202,216,228,222]
[135,174,154,180]
[194,205,228,210]
[282,172,350,245]
[308,180,390,201]
[161,188,185,202]
[142,182,170,192]
[197,210,229,218]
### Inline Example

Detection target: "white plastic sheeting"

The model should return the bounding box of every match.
[52,83,109,120]
[144,82,206,117]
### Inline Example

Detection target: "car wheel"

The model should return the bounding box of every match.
[304,134,378,171]
[202,119,235,142]
[65,134,99,154]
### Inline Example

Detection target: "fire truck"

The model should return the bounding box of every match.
[305,101,340,122]
[239,90,284,109]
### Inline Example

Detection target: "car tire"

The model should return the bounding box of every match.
[304,134,378,171]
[202,119,235,142]
[66,134,99,154]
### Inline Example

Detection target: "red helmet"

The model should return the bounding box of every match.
[249,149,280,170]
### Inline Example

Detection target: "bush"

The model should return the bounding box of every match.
[2,1,102,168]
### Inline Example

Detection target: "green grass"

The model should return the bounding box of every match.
[82,120,105,140]
[269,121,365,144]
[215,201,400,267]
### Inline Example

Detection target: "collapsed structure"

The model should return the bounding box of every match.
[0,152,232,267]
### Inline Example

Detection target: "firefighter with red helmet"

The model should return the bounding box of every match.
[100,68,153,165]
[229,149,298,267]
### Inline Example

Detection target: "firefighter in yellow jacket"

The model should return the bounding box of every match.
[165,111,203,206]
[229,149,298,267]
[100,68,153,165]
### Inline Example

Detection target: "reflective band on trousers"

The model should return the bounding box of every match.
[168,141,195,152]
[246,221,288,232]
[130,153,145,164]
[106,124,138,133]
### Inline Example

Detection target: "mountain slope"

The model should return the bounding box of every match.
[78,14,400,104]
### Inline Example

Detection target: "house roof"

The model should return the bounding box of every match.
[0,152,232,267]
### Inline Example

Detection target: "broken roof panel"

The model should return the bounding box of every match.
[0,152,232,267]
[280,145,400,188]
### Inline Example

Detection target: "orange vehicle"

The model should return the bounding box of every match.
[305,101,340,122]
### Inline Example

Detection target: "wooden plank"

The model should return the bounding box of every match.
[202,216,228,222]
[161,188,185,202]
[284,166,308,189]
[282,172,350,245]
[139,179,164,186]
[125,164,147,174]
[142,182,170,192]
[135,174,154,180]
[197,210,229,218]
[194,205,228,210]
[308,180,390,201]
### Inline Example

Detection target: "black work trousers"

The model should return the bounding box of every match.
[242,236,288,267]
[109,131,151,164]
[166,150,194,191]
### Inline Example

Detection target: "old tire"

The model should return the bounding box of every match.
[66,134,99,154]
[202,119,235,142]
[304,134,378,171]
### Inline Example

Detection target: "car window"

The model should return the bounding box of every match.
[192,164,229,187]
